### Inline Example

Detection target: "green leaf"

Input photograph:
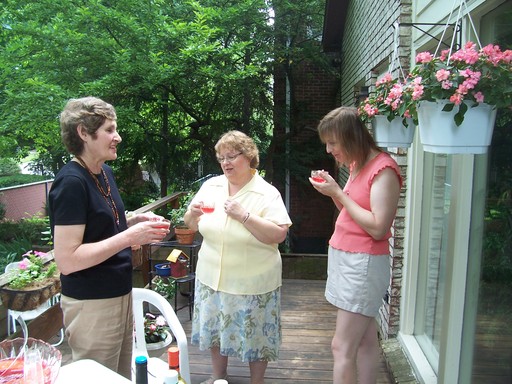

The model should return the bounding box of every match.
[454,111,464,126]
[442,103,455,112]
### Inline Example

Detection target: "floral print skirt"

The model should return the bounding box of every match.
[191,278,281,362]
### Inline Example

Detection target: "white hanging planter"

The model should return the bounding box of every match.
[417,100,497,155]
[371,115,416,148]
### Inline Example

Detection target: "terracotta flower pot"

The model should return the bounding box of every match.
[174,227,196,245]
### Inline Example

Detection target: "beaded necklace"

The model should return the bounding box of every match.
[75,156,120,227]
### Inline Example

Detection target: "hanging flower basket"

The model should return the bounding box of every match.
[417,100,497,154]
[0,275,61,311]
[371,115,416,148]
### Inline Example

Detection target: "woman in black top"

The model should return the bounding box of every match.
[49,97,170,378]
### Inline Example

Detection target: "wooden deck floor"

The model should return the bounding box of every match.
[57,279,393,383]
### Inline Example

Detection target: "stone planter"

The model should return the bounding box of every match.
[0,276,61,311]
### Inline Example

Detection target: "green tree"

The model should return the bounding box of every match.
[0,0,330,201]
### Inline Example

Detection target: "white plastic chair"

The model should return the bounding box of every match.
[132,287,191,384]
[4,262,64,346]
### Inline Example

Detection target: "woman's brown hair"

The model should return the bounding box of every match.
[317,106,380,169]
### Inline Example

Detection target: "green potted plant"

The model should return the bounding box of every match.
[143,312,173,357]
[153,276,176,302]
[358,73,417,148]
[168,192,196,244]
[0,250,60,311]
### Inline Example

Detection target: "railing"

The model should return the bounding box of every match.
[0,192,187,338]
[132,191,188,286]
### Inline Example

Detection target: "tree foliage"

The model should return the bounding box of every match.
[0,0,331,205]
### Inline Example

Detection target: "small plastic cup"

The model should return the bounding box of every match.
[153,219,171,229]
[311,170,326,183]
[200,200,215,214]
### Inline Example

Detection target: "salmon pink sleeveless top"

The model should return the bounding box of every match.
[329,152,402,255]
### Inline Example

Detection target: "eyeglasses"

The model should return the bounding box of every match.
[216,152,243,163]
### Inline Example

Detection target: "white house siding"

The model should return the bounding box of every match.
[404,1,510,383]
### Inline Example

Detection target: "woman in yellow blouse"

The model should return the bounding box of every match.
[184,130,292,384]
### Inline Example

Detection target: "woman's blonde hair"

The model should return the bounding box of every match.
[215,130,259,169]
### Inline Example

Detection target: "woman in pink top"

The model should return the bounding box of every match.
[310,107,402,384]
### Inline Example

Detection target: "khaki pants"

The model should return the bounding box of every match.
[61,292,133,379]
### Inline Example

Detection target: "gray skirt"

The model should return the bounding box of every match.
[325,246,390,317]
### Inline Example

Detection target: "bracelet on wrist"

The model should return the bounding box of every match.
[242,212,250,224]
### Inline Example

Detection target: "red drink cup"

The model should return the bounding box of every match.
[201,201,215,214]
[153,219,170,229]
[311,170,326,183]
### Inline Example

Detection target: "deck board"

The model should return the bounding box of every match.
[56,279,393,383]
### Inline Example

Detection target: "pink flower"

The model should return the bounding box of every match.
[33,251,48,258]
[376,73,393,86]
[18,259,30,270]
[439,49,450,61]
[155,316,166,327]
[473,91,485,103]
[416,52,434,64]
[362,103,378,118]
[457,83,469,95]
[408,40,511,125]
[481,44,505,65]
[435,69,450,81]
[450,93,463,105]
[451,41,479,65]
[441,80,452,90]
[502,50,512,64]
[385,83,403,108]
[411,79,424,100]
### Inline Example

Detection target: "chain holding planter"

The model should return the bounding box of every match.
[359,22,417,149]
[412,0,511,154]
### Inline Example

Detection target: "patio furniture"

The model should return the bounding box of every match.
[55,359,131,383]
[132,287,191,384]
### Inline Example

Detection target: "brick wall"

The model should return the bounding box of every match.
[273,54,341,253]
[0,181,53,221]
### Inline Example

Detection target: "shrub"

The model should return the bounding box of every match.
[0,174,49,188]
[0,217,48,244]
[0,158,21,176]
